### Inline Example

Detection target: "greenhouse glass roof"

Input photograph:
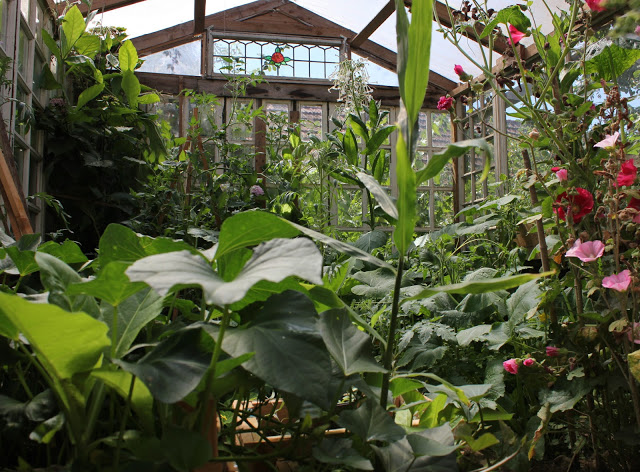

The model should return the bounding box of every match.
[58,0,567,85]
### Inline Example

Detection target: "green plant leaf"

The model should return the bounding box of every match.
[629,351,640,383]
[115,328,209,404]
[29,413,65,444]
[585,40,640,81]
[352,230,388,254]
[312,438,374,470]
[215,211,300,261]
[99,224,147,265]
[403,271,554,304]
[122,70,141,108]
[35,252,100,318]
[348,114,369,141]
[407,424,457,457]
[42,30,61,60]
[101,288,164,359]
[285,221,394,269]
[162,425,212,472]
[0,292,109,379]
[67,261,147,306]
[338,399,405,443]
[138,93,160,104]
[91,369,154,431]
[127,238,322,307]
[480,5,531,39]
[394,129,416,254]
[343,128,359,165]
[395,0,432,126]
[357,171,398,220]
[318,309,386,376]
[416,139,493,186]
[38,240,87,264]
[75,34,101,59]
[365,126,396,155]
[456,324,492,347]
[118,40,139,72]
[61,5,86,56]
[215,291,336,408]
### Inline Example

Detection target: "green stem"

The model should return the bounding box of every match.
[110,305,118,359]
[380,255,404,408]
[114,376,135,469]
[198,307,232,432]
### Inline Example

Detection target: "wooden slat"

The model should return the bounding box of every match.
[194,0,207,35]
[351,0,395,49]
[137,72,445,109]
[57,0,147,16]
[0,120,33,240]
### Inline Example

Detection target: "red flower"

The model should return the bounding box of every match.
[554,188,594,223]
[586,0,606,12]
[616,159,637,187]
[508,25,526,45]
[271,51,285,64]
[629,198,640,211]
[454,64,465,76]
[546,346,559,357]
[437,96,454,111]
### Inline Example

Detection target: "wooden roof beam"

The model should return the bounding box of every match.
[194,0,207,35]
[57,0,148,16]
[351,0,395,49]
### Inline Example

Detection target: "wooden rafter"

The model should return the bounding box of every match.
[57,0,147,16]
[130,0,457,93]
[351,0,395,49]
[137,72,446,109]
[194,0,207,35]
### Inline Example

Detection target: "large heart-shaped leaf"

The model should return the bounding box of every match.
[67,261,147,306]
[318,309,386,376]
[100,288,164,359]
[215,211,300,260]
[126,238,322,307]
[337,399,405,443]
[216,291,336,408]
[0,292,109,380]
[115,328,209,404]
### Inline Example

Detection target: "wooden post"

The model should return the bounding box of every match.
[0,119,33,239]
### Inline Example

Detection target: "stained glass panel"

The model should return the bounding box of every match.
[210,34,341,79]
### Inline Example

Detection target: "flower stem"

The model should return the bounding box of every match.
[380,255,404,409]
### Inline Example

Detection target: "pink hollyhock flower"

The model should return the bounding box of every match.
[250,185,264,196]
[551,167,568,181]
[554,188,594,223]
[586,0,606,12]
[594,131,619,150]
[523,358,535,367]
[508,25,526,45]
[630,198,640,224]
[503,359,519,374]
[565,239,605,262]
[437,96,454,111]
[636,25,640,35]
[546,346,559,357]
[616,159,637,187]
[454,64,465,76]
[602,270,632,292]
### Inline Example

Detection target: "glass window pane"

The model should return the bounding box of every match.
[337,188,363,228]
[20,0,30,20]
[434,192,454,227]
[431,112,451,148]
[417,112,429,147]
[300,105,323,141]
[18,27,29,77]
[415,191,431,228]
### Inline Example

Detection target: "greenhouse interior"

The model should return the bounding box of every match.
[1,0,640,471]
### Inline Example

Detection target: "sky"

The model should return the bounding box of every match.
[84,0,567,84]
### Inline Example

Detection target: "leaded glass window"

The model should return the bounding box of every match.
[207,32,343,80]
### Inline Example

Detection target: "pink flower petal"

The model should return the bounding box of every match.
[566,240,605,262]
[503,359,519,374]
[594,131,620,149]
[602,270,632,292]
[508,25,526,45]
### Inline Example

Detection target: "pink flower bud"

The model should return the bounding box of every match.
[503,359,519,374]
[523,358,535,367]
